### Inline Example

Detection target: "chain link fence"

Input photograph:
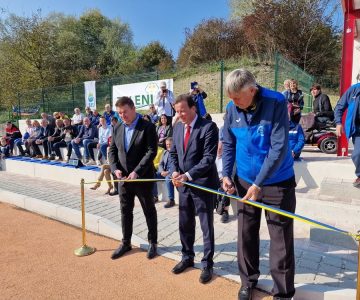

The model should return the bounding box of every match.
[3,54,333,125]
[274,52,315,113]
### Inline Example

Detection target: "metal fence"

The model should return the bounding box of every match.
[4,54,322,122]
[274,52,315,113]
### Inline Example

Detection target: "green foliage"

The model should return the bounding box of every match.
[137,41,174,72]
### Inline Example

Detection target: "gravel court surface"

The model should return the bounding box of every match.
[0,202,271,300]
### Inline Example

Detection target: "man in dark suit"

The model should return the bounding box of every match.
[32,118,55,159]
[169,94,219,284]
[108,96,158,260]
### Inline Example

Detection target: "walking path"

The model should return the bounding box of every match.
[0,169,358,299]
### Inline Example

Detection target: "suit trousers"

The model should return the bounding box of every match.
[118,181,158,244]
[235,176,296,298]
[179,188,215,268]
[352,133,360,177]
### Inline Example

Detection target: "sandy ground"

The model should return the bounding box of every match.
[0,202,271,300]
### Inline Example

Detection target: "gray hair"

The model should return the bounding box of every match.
[225,69,257,95]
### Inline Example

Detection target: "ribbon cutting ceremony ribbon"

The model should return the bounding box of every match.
[83,178,360,240]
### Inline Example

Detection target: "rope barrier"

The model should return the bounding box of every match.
[77,177,360,298]
[83,178,360,240]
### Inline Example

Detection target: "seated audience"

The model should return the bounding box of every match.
[53,112,61,120]
[52,118,77,162]
[91,110,101,127]
[72,108,84,127]
[103,104,115,126]
[87,116,112,165]
[41,112,56,128]
[31,119,55,159]
[47,119,64,160]
[156,114,172,148]
[59,111,69,120]
[24,120,41,157]
[5,121,22,155]
[71,117,98,163]
[15,119,33,156]
[0,137,10,159]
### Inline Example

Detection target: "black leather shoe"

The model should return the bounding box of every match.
[199,266,213,284]
[109,190,119,196]
[147,243,157,259]
[172,259,194,274]
[238,286,253,300]
[164,200,175,208]
[111,243,132,260]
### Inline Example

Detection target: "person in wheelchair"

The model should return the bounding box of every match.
[311,84,334,128]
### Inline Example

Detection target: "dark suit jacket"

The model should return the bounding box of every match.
[169,117,219,191]
[108,117,158,178]
[36,126,55,142]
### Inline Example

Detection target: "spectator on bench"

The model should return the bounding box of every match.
[52,118,77,162]
[31,119,55,159]
[91,109,101,127]
[59,111,69,120]
[0,137,10,159]
[103,104,115,126]
[72,107,84,128]
[23,120,41,157]
[87,116,112,166]
[47,119,64,160]
[71,117,98,164]
[41,112,56,128]
[5,121,22,155]
[15,118,33,156]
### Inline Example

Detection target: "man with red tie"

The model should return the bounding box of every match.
[169,94,219,284]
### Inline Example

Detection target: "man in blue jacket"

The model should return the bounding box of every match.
[334,83,360,187]
[222,69,296,300]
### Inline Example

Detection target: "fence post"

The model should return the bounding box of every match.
[108,79,113,107]
[17,92,21,121]
[220,60,224,113]
[41,88,45,113]
[274,52,280,91]
[71,84,75,112]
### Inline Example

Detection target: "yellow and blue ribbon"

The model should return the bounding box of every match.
[84,178,360,240]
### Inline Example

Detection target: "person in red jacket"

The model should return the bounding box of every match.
[5,122,22,155]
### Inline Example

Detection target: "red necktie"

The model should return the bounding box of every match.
[184,125,191,151]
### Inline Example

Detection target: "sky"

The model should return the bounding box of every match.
[0,0,230,58]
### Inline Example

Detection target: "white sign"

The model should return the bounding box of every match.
[84,81,96,110]
[112,79,173,110]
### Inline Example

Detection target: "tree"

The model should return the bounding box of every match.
[137,41,174,72]
[238,0,342,75]
[177,18,246,68]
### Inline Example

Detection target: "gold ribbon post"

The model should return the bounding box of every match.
[74,178,96,257]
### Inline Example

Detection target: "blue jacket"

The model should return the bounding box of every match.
[334,83,360,139]
[103,110,115,126]
[289,121,305,155]
[222,86,294,186]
